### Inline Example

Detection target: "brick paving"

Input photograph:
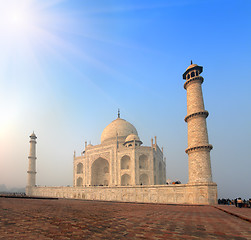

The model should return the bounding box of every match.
[0,198,251,240]
[215,205,251,223]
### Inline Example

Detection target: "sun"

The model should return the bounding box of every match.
[0,0,73,69]
[7,9,31,30]
[0,0,69,135]
[0,1,38,38]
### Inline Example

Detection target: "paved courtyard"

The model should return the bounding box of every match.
[0,198,250,239]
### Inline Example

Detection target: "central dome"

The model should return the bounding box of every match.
[101,118,138,143]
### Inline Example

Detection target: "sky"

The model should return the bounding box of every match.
[0,0,250,199]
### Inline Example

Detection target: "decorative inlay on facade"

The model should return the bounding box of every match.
[91,151,111,162]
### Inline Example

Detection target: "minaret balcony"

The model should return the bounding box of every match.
[184,76,204,89]
[184,110,209,122]
[185,144,213,154]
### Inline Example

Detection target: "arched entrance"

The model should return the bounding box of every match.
[139,173,149,185]
[77,177,83,186]
[139,154,148,169]
[91,158,109,186]
[121,155,130,169]
[121,174,131,186]
[77,163,83,173]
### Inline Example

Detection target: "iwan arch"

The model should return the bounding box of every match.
[26,62,217,205]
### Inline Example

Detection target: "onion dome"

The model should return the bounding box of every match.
[101,118,138,144]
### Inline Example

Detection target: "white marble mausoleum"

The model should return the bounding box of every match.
[26,62,218,205]
[74,113,166,188]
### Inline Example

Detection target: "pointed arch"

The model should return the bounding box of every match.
[139,154,148,169]
[91,157,109,186]
[77,163,83,173]
[121,174,131,186]
[77,177,83,186]
[121,155,130,169]
[139,174,149,185]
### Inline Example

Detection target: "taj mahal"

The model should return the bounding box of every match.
[26,62,218,205]
[74,111,166,188]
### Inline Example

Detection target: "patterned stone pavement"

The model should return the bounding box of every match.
[0,198,251,239]
[215,205,251,223]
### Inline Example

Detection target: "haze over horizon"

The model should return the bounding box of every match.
[0,0,250,199]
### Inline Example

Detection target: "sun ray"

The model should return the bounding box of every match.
[0,0,160,123]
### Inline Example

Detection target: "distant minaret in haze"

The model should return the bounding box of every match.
[183,62,213,183]
[27,132,37,187]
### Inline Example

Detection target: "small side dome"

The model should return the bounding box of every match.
[125,134,140,142]
[124,133,142,147]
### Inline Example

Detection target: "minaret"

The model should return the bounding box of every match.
[27,132,37,187]
[183,62,213,183]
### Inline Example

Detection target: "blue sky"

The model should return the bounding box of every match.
[0,0,250,199]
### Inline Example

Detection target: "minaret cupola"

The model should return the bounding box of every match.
[183,60,203,81]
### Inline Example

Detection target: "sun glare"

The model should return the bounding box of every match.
[0,2,36,38]
[8,9,29,28]
[0,0,71,67]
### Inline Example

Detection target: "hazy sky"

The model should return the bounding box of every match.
[0,0,250,199]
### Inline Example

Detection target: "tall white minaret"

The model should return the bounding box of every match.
[27,132,37,188]
[183,62,213,183]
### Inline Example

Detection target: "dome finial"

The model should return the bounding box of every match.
[118,108,120,118]
[191,60,193,65]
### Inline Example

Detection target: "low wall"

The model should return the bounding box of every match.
[26,183,217,205]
